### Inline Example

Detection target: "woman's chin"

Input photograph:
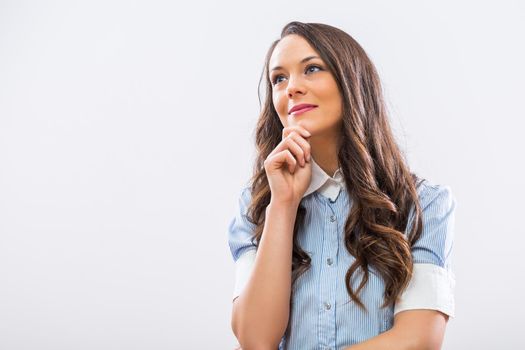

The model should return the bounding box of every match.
[289,118,312,130]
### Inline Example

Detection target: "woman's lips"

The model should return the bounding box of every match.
[290,106,318,116]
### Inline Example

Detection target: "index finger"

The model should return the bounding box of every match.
[282,125,311,140]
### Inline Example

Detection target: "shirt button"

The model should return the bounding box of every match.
[324,302,331,310]
[330,215,336,222]
[327,258,333,266]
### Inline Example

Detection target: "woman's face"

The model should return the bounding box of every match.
[269,34,343,136]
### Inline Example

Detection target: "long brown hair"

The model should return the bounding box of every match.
[245,21,424,312]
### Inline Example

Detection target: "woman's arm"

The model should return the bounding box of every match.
[343,309,449,350]
[231,200,298,350]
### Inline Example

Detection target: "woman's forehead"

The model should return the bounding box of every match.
[270,36,319,70]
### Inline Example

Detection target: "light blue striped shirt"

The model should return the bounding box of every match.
[228,157,456,350]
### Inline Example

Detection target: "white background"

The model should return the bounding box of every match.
[1,0,523,349]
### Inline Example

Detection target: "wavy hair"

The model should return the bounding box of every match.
[245,21,425,312]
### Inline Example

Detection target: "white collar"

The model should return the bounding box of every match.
[302,157,345,202]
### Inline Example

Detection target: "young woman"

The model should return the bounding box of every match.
[227,21,456,350]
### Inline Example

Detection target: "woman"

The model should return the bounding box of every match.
[228,21,456,350]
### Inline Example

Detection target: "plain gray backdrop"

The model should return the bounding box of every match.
[1,0,523,349]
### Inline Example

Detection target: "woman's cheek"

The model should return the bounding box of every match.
[273,98,286,118]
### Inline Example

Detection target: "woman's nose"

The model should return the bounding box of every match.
[286,76,306,97]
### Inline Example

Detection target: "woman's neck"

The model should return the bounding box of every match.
[309,134,340,177]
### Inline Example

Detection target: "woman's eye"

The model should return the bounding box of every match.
[306,65,322,74]
[273,75,284,85]
[272,65,323,85]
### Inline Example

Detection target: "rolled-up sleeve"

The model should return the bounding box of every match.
[227,186,258,302]
[394,183,457,318]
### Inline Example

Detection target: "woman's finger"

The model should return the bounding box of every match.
[282,125,311,139]
[267,134,306,166]
[267,149,297,174]
[288,132,311,162]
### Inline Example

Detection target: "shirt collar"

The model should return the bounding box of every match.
[302,157,345,202]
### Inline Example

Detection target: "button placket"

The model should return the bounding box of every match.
[319,199,338,348]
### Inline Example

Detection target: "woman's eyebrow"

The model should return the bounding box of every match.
[270,55,321,72]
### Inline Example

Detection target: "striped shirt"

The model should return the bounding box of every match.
[227,157,456,350]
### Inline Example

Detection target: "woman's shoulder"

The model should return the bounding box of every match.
[239,184,253,201]
[416,178,456,211]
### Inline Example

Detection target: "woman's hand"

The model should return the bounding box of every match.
[264,125,312,206]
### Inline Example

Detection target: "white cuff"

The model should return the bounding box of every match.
[394,263,456,318]
[232,249,257,301]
